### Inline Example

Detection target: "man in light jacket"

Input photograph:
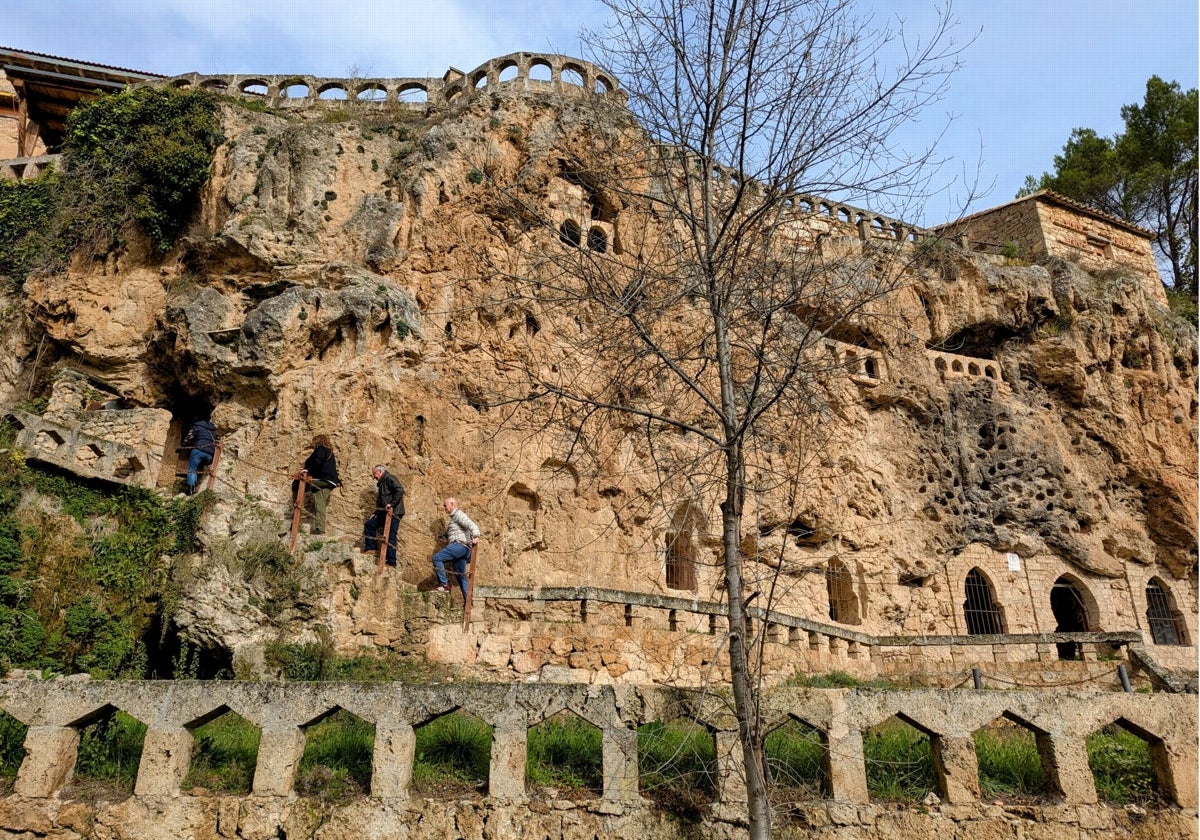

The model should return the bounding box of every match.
[433,497,479,597]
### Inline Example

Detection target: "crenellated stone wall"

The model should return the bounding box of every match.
[0,680,1193,839]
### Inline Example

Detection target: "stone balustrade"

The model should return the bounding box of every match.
[3,410,161,489]
[0,154,58,181]
[928,349,1005,387]
[0,679,1193,811]
[157,52,619,109]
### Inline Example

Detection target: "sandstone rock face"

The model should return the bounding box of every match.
[0,89,1194,676]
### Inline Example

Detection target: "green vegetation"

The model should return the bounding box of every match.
[0,440,212,678]
[765,720,827,800]
[638,720,716,818]
[412,711,492,795]
[296,709,374,803]
[0,713,28,782]
[0,169,62,284]
[0,86,221,284]
[184,713,260,792]
[67,710,147,798]
[1021,76,1197,298]
[264,641,444,682]
[526,713,602,795]
[862,719,936,802]
[974,721,1046,799]
[1087,725,1161,805]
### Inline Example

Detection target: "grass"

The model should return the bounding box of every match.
[184,713,260,793]
[765,720,828,800]
[65,710,147,799]
[0,713,28,793]
[638,720,717,818]
[1087,725,1161,805]
[862,719,935,802]
[296,709,374,803]
[412,711,492,796]
[526,713,602,797]
[974,720,1047,800]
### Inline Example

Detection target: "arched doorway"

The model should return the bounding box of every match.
[1050,575,1091,660]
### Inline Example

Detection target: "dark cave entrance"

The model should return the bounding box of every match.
[1050,576,1090,660]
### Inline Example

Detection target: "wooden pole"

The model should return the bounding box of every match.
[289,473,307,553]
[375,507,394,574]
[206,441,223,492]
[462,542,478,631]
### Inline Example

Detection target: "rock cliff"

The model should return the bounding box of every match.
[1,85,1195,678]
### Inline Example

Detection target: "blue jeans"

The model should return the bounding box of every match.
[433,542,471,597]
[364,511,401,564]
[187,448,213,492]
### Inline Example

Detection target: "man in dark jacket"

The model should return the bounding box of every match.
[364,464,404,565]
[292,434,340,535]
[182,419,218,495]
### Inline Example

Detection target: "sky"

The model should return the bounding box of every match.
[5,0,1197,226]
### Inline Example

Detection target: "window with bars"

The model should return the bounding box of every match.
[1146,579,1187,646]
[665,528,697,592]
[963,568,1004,635]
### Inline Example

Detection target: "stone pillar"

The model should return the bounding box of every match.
[15,726,80,798]
[825,729,868,803]
[489,724,528,801]
[714,730,747,811]
[931,735,980,804]
[372,722,415,799]
[1151,738,1198,808]
[601,725,639,804]
[252,725,307,796]
[1041,731,1096,804]
[134,727,194,796]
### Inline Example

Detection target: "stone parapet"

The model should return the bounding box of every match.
[0,680,1191,815]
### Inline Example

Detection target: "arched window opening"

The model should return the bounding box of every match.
[586,226,607,253]
[318,85,348,101]
[863,357,879,379]
[558,219,581,247]
[281,82,310,100]
[826,558,860,625]
[529,61,552,82]
[240,81,268,96]
[666,528,697,592]
[398,84,428,103]
[356,85,387,102]
[1050,575,1091,660]
[1146,579,1187,645]
[963,568,1004,635]
[498,63,519,83]
[561,67,585,88]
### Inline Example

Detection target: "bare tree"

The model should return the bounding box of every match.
[475,1,964,834]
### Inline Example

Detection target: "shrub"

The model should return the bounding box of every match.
[185,713,260,792]
[63,86,223,254]
[1087,726,1161,804]
[638,720,716,818]
[296,710,374,802]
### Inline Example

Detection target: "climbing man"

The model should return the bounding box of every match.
[182,418,218,495]
[292,434,340,535]
[364,464,404,565]
[432,497,479,597]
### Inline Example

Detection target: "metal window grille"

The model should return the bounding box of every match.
[1146,581,1186,646]
[963,568,1004,635]
[665,531,697,591]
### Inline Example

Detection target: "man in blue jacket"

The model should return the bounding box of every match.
[182,419,218,495]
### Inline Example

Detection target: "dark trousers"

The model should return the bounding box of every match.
[364,511,401,564]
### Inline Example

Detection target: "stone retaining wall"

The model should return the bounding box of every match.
[0,680,1193,839]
